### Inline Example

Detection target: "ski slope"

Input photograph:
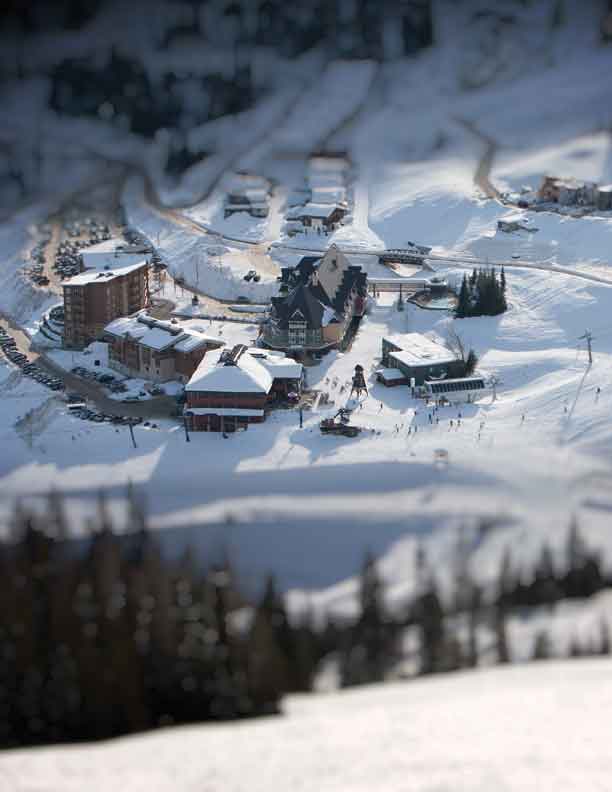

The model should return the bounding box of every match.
[3,658,612,792]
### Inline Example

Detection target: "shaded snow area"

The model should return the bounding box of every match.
[271,60,376,155]
[3,658,612,791]
[0,206,56,324]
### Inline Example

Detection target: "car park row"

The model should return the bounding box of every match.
[70,366,128,393]
[0,328,152,428]
[0,328,64,391]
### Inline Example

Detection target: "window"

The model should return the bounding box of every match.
[288,320,307,347]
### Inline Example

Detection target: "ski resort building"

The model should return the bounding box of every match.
[184,344,303,431]
[263,245,367,353]
[538,177,599,206]
[104,313,224,383]
[63,239,150,349]
[224,173,270,219]
[286,202,347,231]
[378,334,465,386]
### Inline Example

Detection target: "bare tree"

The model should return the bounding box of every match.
[445,325,466,362]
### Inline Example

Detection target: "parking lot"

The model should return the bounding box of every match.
[0,317,178,425]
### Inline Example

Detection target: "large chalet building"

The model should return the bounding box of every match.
[184,344,303,432]
[63,239,150,349]
[263,244,367,353]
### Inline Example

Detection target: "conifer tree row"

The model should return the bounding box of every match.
[455,267,507,318]
[0,492,321,748]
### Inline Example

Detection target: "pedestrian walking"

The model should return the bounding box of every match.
[379,402,383,413]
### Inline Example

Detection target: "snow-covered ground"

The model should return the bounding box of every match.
[122,174,279,302]
[4,657,612,792]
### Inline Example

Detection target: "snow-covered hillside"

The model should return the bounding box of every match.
[3,658,612,791]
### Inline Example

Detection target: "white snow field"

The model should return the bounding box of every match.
[3,658,612,792]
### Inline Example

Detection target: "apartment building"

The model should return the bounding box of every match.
[63,240,150,349]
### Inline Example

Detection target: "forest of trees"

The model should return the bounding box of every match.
[0,490,322,748]
[455,267,508,318]
[0,492,610,749]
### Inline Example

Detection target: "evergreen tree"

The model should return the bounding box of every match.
[415,577,446,675]
[341,551,395,686]
[455,274,471,319]
[466,583,481,669]
[532,630,552,661]
[530,543,561,607]
[599,619,611,655]
[495,549,512,664]
[465,348,478,376]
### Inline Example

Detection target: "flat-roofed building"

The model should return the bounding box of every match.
[379,333,465,386]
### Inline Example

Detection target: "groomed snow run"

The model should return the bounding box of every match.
[3,658,612,791]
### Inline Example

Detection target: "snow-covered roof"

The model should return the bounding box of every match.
[104,313,217,354]
[65,259,147,286]
[311,186,347,204]
[377,367,406,381]
[321,305,338,326]
[294,202,344,219]
[599,184,612,193]
[186,347,273,394]
[65,238,149,286]
[246,349,303,380]
[105,315,149,340]
[385,334,457,367]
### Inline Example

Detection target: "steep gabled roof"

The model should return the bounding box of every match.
[271,283,327,330]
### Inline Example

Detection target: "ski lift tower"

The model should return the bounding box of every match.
[350,364,368,399]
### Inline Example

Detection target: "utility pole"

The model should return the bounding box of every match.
[128,421,137,449]
[579,330,593,365]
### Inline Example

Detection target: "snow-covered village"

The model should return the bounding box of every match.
[2,0,612,789]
